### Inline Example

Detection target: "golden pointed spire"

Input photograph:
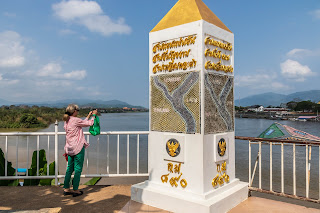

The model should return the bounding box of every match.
[151,0,231,33]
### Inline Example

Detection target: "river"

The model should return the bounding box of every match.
[1,112,320,199]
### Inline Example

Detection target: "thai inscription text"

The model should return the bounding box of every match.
[152,35,197,74]
[161,162,187,188]
[204,36,233,73]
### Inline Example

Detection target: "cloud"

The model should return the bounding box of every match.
[37,62,87,80]
[63,70,86,80]
[310,9,320,19]
[280,59,315,81]
[52,0,131,36]
[286,49,312,58]
[0,74,19,85]
[0,31,25,68]
[3,12,16,18]
[59,29,77,35]
[235,73,291,90]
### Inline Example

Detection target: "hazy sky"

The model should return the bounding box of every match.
[0,0,319,107]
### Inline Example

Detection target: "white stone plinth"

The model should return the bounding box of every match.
[131,180,248,213]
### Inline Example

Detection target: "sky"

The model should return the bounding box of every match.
[0,0,319,107]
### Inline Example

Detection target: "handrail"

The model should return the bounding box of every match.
[236,136,320,145]
[237,136,320,204]
[0,124,149,185]
[0,131,150,136]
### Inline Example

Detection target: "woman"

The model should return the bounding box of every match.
[62,104,97,197]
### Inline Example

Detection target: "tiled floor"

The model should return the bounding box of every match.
[120,197,320,213]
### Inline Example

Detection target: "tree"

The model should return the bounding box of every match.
[19,113,41,128]
[294,100,315,112]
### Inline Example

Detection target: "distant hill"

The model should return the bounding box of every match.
[0,98,16,106]
[0,99,146,109]
[235,90,320,107]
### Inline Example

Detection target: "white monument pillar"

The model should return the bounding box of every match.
[131,0,248,212]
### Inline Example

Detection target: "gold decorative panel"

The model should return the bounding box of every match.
[151,71,200,134]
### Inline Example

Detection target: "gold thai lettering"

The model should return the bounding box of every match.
[205,60,233,73]
[212,174,219,187]
[217,164,221,173]
[204,48,230,61]
[174,163,181,174]
[153,59,197,74]
[204,37,232,51]
[153,36,197,53]
[161,173,170,183]
[169,173,182,187]
[221,161,226,171]
[168,163,174,173]
[153,49,191,63]
[161,162,188,188]
[212,161,230,187]
[180,179,187,188]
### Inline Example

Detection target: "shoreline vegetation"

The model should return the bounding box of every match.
[0,105,148,130]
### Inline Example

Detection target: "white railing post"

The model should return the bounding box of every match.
[249,141,251,186]
[270,142,272,192]
[281,143,284,194]
[54,120,59,186]
[37,135,39,176]
[97,136,99,174]
[16,137,18,177]
[127,134,130,174]
[26,136,29,176]
[306,145,309,198]
[293,144,296,196]
[107,135,110,174]
[137,134,140,174]
[117,134,120,174]
[5,136,8,177]
[47,136,50,176]
[259,142,261,189]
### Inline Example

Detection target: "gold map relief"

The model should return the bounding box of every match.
[151,72,200,134]
[204,73,234,134]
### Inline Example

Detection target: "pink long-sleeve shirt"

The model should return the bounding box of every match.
[64,116,94,156]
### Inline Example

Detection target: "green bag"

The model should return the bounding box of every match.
[89,115,100,136]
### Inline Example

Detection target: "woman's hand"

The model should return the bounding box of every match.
[86,111,93,120]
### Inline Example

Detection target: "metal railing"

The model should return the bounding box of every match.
[236,136,320,203]
[0,121,149,185]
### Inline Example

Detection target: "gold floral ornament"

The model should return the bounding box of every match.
[212,161,229,187]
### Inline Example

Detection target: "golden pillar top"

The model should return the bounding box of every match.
[151,0,231,33]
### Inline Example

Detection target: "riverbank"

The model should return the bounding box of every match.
[235,112,319,121]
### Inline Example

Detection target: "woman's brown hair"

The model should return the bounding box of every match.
[63,104,79,121]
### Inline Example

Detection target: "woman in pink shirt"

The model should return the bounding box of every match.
[62,104,97,197]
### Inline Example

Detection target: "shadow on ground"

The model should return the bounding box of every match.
[0,185,131,213]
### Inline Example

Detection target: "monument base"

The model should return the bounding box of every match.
[131,179,248,213]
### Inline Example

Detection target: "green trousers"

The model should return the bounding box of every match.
[64,147,85,190]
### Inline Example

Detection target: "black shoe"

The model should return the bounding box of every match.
[72,191,84,197]
[63,191,73,196]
